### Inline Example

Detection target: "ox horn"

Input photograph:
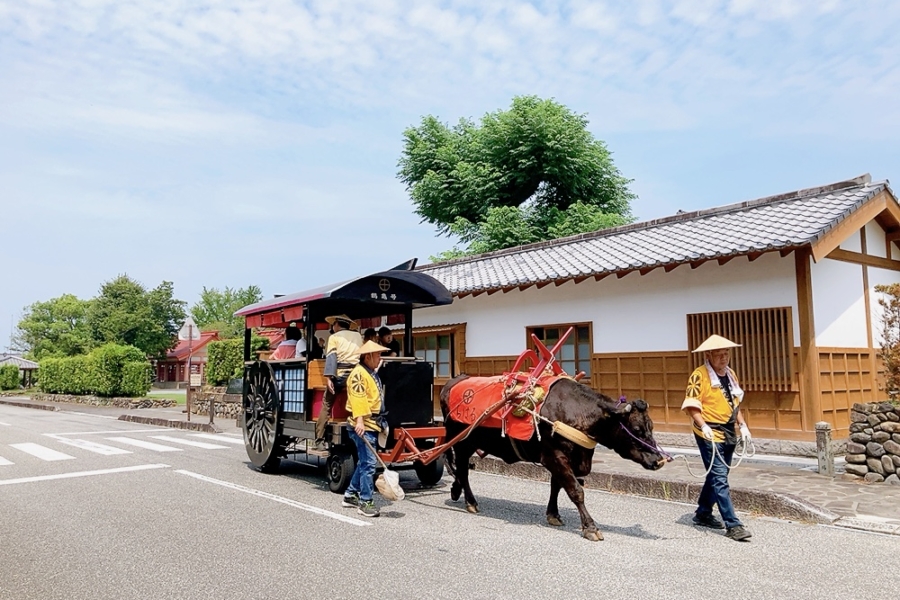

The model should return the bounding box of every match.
[623,403,632,413]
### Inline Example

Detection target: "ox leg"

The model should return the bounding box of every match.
[546,455,602,541]
[448,443,479,513]
[546,474,564,527]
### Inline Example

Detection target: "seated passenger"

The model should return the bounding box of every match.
[363,328,378,344]
[269,323,306,360]
[378,326,401,357]
[308,335,326,360]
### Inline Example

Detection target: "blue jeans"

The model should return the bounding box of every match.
[695,434,742,528]
[346,429,377,502]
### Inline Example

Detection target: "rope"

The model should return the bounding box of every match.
[671,436,757,479]
[514,404,597,449]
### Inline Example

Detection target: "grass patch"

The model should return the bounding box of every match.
[146,391,187,405]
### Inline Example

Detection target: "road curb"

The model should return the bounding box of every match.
[469,456,841,525]
[117,414,222,433]
[0,398,60,412]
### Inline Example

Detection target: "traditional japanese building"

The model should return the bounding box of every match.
[155,330,220,388]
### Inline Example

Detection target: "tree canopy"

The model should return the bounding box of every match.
[398,95,635,258]
[190,285,263,339]
[86,275,186,358]
[14,294,93,360]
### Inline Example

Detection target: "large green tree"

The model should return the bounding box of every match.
[398,95,635,257]
[86,275,186,357]
[14,294,94,360]
[190,285,263,339]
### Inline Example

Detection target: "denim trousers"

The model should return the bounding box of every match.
[347,429,377,502]
[695,434,742,528]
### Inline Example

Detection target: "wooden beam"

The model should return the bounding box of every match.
[535,281,552,290]
[638,267,656,276]
[885,230,900,243]
[779,248,794,258]
[689,260,706,269]
[716,256,736,266]
[663,263,680,273]
[747,252,764,262]
[861,228,878,401]
[554,278,569,287]
[811,190,893,262]
[826,248,900,272]
[486,288,501,295]
[573,275,591,284]
[593,273,609,282]
[795,248,821,432]
[471,290,486,298]
[518,283,534,292]
[616,270,633,279]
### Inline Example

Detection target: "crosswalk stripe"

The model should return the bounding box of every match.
[190,433,244,445]
[0,421,11,426]
[150,436,228,450]
[54,438,133,456]
[105,437,183,452]
[10,443,76,461]
[0,456,13,466]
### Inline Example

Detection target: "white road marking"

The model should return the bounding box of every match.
[54,438,133,456]
[0,464,170,486]
[59,411,119,420]
[0,421,10,426]
[0,456,13,466]
[105,437,183,452]
[190,433,244,445]
[175,470,370,527]
[46,429,163,437]
[10,443,76,461]
[150,435,228,450]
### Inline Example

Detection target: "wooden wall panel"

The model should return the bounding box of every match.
[817,347,877,438]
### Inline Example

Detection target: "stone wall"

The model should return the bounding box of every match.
[189,387,241,419]
[845,402,900,484]
[31,393,177,409]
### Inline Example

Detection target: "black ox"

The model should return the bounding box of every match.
[441,375,667,541]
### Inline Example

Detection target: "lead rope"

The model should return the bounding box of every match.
[670,436,757,478]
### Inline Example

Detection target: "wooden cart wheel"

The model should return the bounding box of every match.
[414,458,444,487]
[242,361,283,473]
[327,452,356,494]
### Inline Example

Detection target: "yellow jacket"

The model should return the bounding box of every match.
[326,330,362,365]
[345,363,383,432]
[681,363,743,443]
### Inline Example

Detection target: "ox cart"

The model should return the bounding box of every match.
[235,261,454,491]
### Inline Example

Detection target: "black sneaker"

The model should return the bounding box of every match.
[341,494,359,508]
[357,499,380,517]
[725,525,752,541]
[692,513,725,529]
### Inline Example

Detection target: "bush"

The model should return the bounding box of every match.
[206,335,269,386]
[38,344,151,397]
[0,364,19,390]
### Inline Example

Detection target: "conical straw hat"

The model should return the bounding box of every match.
[357,340,389,355]
[692,334,741,353]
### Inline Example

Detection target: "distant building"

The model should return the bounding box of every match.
[155,331,220,388]
[0,354,38,388]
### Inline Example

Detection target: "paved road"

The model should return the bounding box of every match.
[1,404,895,600]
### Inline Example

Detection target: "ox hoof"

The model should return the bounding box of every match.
[450,485,461,502]
[466,503,480,514]
[582,529,604,542]
[547,515,564,527]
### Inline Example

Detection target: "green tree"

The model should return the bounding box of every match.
[399,95,636,256]
[87,275,186,358]
[190,285,263,339]
[14,294,94,360]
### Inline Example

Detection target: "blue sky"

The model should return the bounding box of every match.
[2,0,900,350]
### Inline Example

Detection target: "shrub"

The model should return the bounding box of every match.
[121,361,152,397]
[877,283,900,396]
[91,343,146,396]
[206,335,269,386]
[38,344,151,397]
[0,364,20,390]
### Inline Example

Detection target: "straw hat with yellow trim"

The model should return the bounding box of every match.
[324,314,359,331]
[692,334,741,353]
[357,340,389,356]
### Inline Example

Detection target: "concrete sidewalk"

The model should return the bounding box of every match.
[2,395,898,535]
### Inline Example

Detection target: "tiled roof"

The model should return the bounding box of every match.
[0,355,39,369]
[419,175,893,295]
[166,331,220,360]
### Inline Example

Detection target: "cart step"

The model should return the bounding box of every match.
[306,448,330,458]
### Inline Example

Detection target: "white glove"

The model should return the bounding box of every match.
[701,425,713,441]
[740,424,751,441]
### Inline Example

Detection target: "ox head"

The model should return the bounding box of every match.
[608,399,667,470]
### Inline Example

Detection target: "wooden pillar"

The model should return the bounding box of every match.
[860,227,879,401]
[795,248,821,431]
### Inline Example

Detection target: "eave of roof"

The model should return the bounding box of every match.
[418,174,897,296]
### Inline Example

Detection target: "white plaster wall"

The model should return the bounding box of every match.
[417,252,799,356]
[866,221,888,258]
[869,266,900,346]
[840,229,862,253]
[811,258,867,347]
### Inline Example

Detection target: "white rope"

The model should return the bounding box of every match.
[671,436,757,479]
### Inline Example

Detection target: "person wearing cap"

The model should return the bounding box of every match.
[378,326,401,357]
[340,340,389,517]
[268,323,306,360]
[682,334,753,541]
[316,315,363,449]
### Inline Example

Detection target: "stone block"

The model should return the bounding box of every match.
[894,434,900,444]
[846,441,867,454]
[873,432,891,443]
[865,472,885,483]
[864,427,874,435]
[867,457,885,475]
[878,421,900,433]
[845,453,867,464]
[893,455,900,468]
[867,414,882,427]
[877,402,895,413]
[882,455,896,474]
[887,412,899,422]
[884,440,900,456]
[866,442,886,458]
[778,440,816,458]
[886,474,900,485]
[844,463,869,477]
[852,403,874,414]
[850,432,872,444]
[849,422,867,433]
[850,410,869,423]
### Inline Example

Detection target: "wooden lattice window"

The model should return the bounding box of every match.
[687,307,794,392]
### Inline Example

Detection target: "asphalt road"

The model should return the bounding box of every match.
[0,404,895,600]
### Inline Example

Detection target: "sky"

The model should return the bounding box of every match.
[2,0,900,350]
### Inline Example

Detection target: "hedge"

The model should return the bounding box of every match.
[206,335,269,386]
[0,364,19,390]
[38,344,152,397]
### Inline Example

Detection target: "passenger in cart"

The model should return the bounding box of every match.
[316,315,362,449]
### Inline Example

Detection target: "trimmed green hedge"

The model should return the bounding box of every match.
[0,364,19,390]
[206,335,269,385]
[38,343,152,397]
